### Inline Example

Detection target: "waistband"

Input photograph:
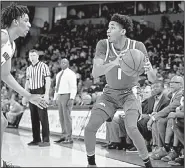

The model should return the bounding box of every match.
[30,86,45,94]
[104,85,133,94]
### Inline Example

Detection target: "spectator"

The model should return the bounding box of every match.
[53,58,77,144]
[142,85,152,101]
[81,92,92,105]
[149,75,184,160]
[168,95,184,166]
[159,98,183,162]
[138,80,170,152]
[74,94,83,106]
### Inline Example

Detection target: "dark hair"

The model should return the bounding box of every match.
[153,80,164,88]
[1,2,29,28]
[111,13,133,34]
[29,49,39,55]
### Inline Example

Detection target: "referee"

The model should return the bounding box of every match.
[24,49,51,147]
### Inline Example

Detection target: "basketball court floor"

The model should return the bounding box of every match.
[2,128,171,167]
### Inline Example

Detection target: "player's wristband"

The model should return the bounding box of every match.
[144,64,152,73]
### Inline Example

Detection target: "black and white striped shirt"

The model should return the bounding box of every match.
[26,61,50,90]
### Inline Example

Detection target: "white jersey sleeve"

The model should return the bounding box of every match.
[1,29,15,66]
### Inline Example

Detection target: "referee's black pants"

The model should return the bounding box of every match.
[29,87,50,142]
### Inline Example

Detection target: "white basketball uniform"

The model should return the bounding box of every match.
[1,29,16,121]
[1,29,16,66]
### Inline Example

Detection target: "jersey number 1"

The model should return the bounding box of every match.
[118,68,122,80]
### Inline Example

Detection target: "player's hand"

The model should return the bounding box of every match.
[143,61,152,74]
[28,94,48,109]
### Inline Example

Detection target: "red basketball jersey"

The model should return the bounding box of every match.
[95,38,149,90]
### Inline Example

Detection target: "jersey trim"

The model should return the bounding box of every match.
[105,39,109,61]
[111,38,131,57]
[126,38,131,50]
[133,40,136,49]
[1,29,16,66]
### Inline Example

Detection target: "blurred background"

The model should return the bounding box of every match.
[1,1,184,107]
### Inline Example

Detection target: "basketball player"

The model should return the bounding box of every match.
[1,3,48,166]
[84,14,156,168]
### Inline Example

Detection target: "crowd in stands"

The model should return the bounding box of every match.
[67,2,183,20]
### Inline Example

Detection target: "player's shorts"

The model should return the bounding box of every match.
[92,85,142,121]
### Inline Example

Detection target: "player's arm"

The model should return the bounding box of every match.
[22,77,30,105]
[137,42,156,83]
[42,64,51,103]
[2,58,48,109]
[92,40,118,78]
[1,34,47,109]
[2,59,32,98]
[1,33,32,99]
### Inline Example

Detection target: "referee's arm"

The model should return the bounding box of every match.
[43,64,51,103]
[45,76,51,99]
